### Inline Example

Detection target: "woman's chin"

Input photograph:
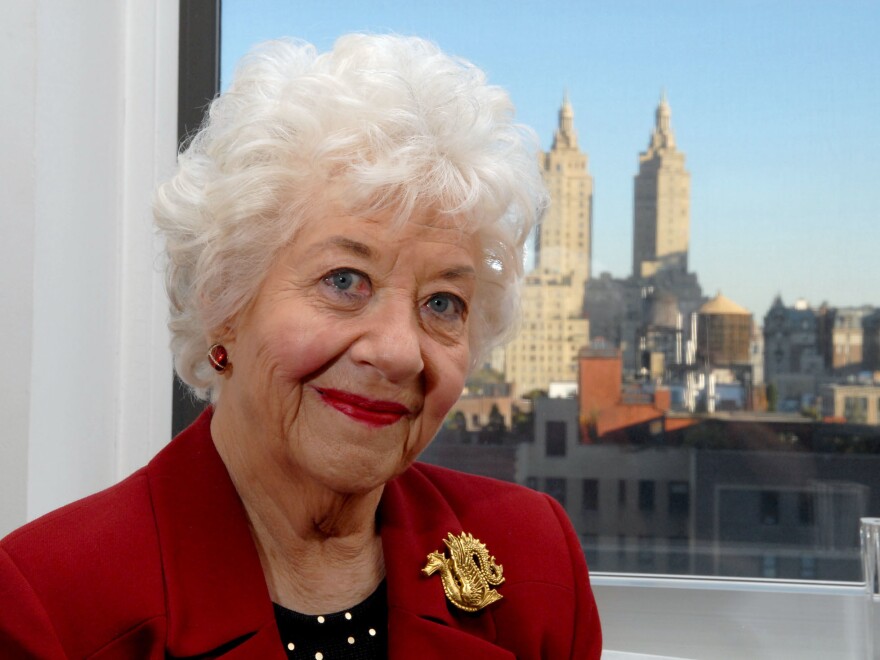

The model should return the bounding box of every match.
[298,447,408,497]
[285,411,432,495]
[316,469,394,498]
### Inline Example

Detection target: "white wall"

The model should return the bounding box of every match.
[0,0,177,537]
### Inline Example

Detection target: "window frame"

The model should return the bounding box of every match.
[172,0,221,436]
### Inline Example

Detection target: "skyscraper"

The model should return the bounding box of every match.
[503,96,592,396]
[537,92,593,286]
[585,94,704,375]
[632,94,691,278]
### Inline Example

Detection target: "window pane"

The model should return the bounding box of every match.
[798,492,815,526]
[638,481,655,512]
[668,481,689,516]
[582,479,599,511]
[760,491,780,526]
[545,477,567,507]
[545,421,567,457]
[222,2,880,582]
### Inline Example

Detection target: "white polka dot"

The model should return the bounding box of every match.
[347,636,355,644]
[369,628,376,636]
[317,615,325,623]
[287,642,295,650]
[315,653,323,660]
[344,611,352,620]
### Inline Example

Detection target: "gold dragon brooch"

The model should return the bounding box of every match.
[422,531,505,612]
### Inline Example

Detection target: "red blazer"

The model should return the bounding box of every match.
[0,410,601,658]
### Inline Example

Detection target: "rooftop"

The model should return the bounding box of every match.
[700,293,751,316]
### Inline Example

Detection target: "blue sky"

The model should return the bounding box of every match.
[221,1,879,318]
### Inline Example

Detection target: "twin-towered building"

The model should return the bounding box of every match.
[503,91,728,397]
[502,93,876,414]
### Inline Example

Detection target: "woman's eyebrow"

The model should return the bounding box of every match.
[324,236,374,258]
[437,265,477,281]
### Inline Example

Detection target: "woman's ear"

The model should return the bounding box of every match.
[205,319,237,353]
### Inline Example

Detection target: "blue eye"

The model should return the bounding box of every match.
[425,293,466,321]
[330,271,357,290]
[428,295,451,313]
[322,269,370,299]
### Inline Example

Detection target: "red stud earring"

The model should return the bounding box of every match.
[208,343,229,373]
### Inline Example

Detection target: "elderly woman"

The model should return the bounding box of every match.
[0,35,601,658]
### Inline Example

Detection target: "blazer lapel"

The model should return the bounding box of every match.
[147,408,285,659]
[380,465,506,657]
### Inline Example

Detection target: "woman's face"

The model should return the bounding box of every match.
[216,210,476,495]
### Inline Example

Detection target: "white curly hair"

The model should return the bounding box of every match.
[154,34,547,399]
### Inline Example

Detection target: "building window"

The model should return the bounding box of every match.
[668,536,689,573]
[760,491,780,525]
[545,420,567,457]
[618,479,627,508]
[638,480,655,512]
[582,533,599,568]
[525,476,538,491]
[668,481,690,515]
[617,534,627,561]
[582,479,599,511]
[545,477,567,506]
[800,556,817,579]
[844,396,868,423]
[761,555,778,578]
[638,535,655,570]
[798,492,815,525]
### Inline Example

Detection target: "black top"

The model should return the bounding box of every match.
[274,581,388,659]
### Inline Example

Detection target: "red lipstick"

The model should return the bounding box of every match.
[314,388,411,428]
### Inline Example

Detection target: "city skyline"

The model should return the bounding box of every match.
[222,0,879,319]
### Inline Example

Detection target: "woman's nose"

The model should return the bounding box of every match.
[350,297,425,382]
